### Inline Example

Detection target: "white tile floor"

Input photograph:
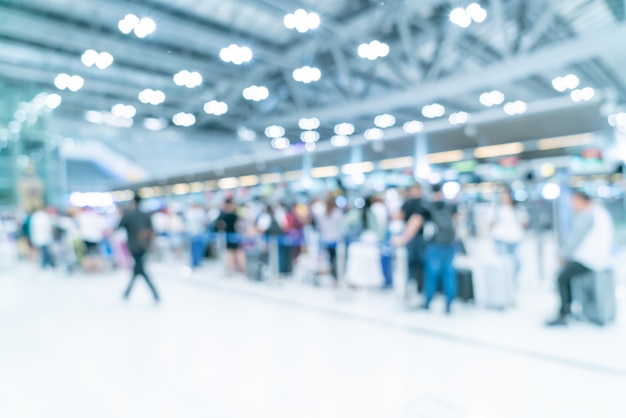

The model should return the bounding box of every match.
[1,243,626,418]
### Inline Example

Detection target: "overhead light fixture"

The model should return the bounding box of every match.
[217,177,239,190]
[364,128,384,140]
[81,49,114,69]
[243,85,269,101]
[379,156,414,170]
[331,135,349,147]
[537,133,594,151]
[474,142,524,159]
[172,183,191,195]
[239,175,259,187]
[552,74,580,92]
[570,87,595,102]
[111,104,136,119]
[422,103,445,118]
[299,117,320,130]
[403,120,424,134]
[293,66,321,83]
[271,137,290,150]
[479,90,505,107]
[173,70,203,88]
[300,130,320,143]
[260,173,282,184]
[342,162,374,175]
[311,165,339,178]
[203,100,228,115]
[138,89,166,105]
[219,44,253,65]
[448,111,470,125]
[265,125,285,138]
[143,117,168,131]
[284,9,320,33]
[54,73,84,92]
[84,110,103,124]
[334,122,354,136]
[428,150,464,164]
[374,113,396,128]
[237,126,257,141]
[450,3,486,28]
[357,40,390,60]
[305,142,316,152]
[503,101,528,115]
[172,112,196,127]
[284,170,303,181]
[118,14,156,38]
[44,93,62,109]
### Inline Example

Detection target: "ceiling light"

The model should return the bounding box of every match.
[237,126,257,141]
[374,113,396,128]
[284,9,320,33]
[95,52,114,70]
[265,125,285,138]
[331,135,349,147]
[403,120,424,133]
[305,142,316,152]
[173,70,203,88]
[243,85,269,101]
[54,73,83,92]
[138,89,166,105]
[299,117,320,130]
[474,142,524,159]
[357,40,390,60]
[537,133,594,151]
[422,103,445,118]
[449,7,471,28]
[364,128,384,140]
[465,3,487,23]
[342,162,374,175]
[143,117,168,131]
[203,100,228,115]
[479,90,505,107]
[84,110,103,124]
[552,74,580,92]
[293,66,321,83]
[428,150,464,164]
[219,44,253,65]
[334,122,354,136]
[271,137,290,150]
[448,111,470,125]
[111,104,136,119]
[380,156,414,170]
[311,165,339,178]
[118,14,139,34]
[134,17,156,38]
[81,49,99,67]
[172,112,196,127]
[503,101,528,115]
[217,177,239,190]
[45,94,62,109]
[300,130,320,143]
[570,87,595,102]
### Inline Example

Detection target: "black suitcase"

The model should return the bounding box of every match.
[456,268,474,303]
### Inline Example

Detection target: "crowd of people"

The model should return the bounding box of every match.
[3,181,617,325]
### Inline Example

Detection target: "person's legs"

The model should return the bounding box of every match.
[408,237,425,293]
[441,244,457,312]
[235,248,246,274]
[423,244,443,308]
[132,250,159,301]
[547,261,590,325]
[191,235,205,268]
[327,245,337,280]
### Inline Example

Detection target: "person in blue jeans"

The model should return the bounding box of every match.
[393,184,458,313]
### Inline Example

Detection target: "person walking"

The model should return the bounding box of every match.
[30,206,56,269]
[546,191,614,326]
[119,194,160,302]
[400,184,430,293]
[313,196,344,283]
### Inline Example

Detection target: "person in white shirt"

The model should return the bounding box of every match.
[186,204,207,268]
[313,197,344,283]
[546,191,614,326]
[30,207,56,269]
[76,207,107,272]
[488,187,527,279]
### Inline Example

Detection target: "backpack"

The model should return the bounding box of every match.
[424,202,456,244]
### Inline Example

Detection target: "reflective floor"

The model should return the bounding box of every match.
[1,247,626,418]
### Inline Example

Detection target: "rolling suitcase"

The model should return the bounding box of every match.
[456,268,474,302]
[345,235,384,288]
[571,270,616,325]
[480,256,515,310]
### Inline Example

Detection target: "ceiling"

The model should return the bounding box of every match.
[1,0,625,188]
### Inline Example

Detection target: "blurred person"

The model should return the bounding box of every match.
[151,208,170,262]
[30,206,56,269]
[343,196,385,241]
[400,183,430,293]
[215,198,245,275]
[394,184,457,313]
[546,191,614,326]
[56,211,80,273]
[76,207,107,273]
[313,196,344,283]
[186,203,207,268]
[488,186,527,279]
[168,209,185,258]
[119,194,159,302]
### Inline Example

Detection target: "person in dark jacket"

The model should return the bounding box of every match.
[119,194,159,302]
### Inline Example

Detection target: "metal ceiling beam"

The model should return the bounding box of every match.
[250,23,626,127]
